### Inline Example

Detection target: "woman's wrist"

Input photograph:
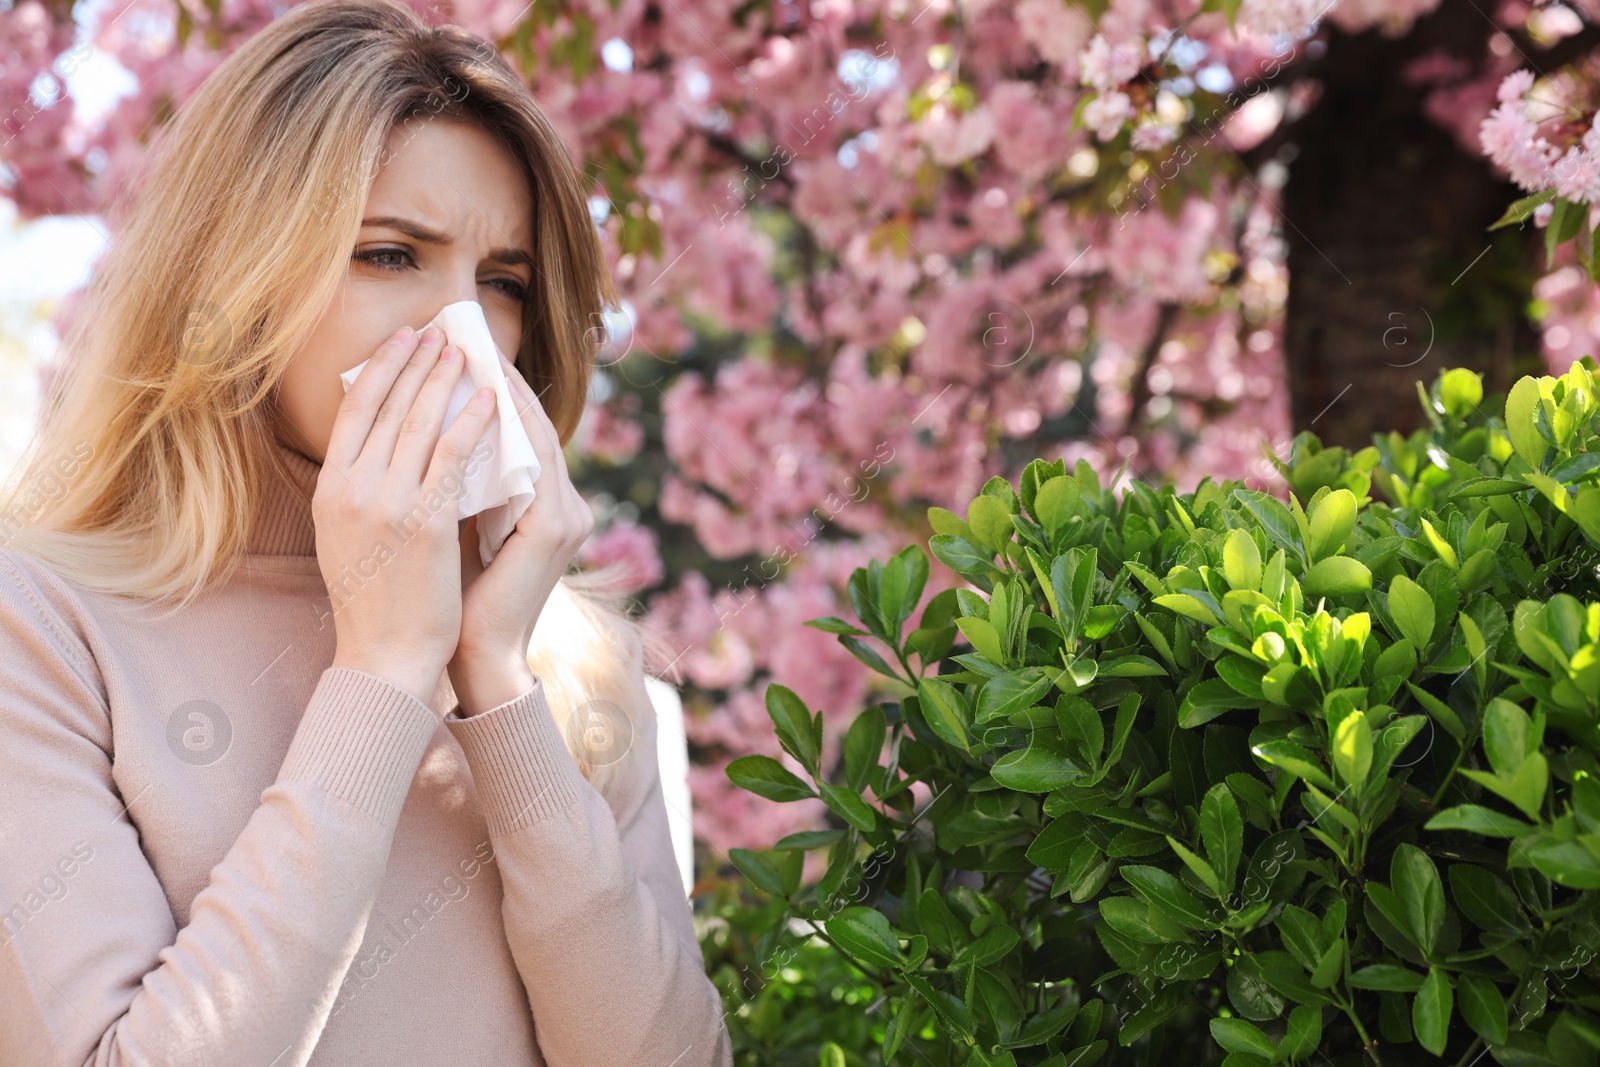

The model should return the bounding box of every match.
[449,651,537,718]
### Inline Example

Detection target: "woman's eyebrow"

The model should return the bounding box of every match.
[361,214,533,269]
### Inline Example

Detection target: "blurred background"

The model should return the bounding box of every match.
[3,0,1596,885]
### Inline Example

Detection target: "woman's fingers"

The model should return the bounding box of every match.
[392,339,472,488]
[424,382,498,513]
[324,326,423,471]
[357,325,451,476]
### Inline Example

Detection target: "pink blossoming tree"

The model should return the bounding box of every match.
[5,0,1596,864]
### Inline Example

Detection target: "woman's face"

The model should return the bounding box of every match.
[271,118,535,464]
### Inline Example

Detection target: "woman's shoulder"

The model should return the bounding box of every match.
[0,545,106,691]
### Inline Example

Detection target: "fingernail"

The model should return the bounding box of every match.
[395,326,415,342]
[469,387,493,410]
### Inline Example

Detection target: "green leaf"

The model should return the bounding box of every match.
[1387,574,1435,650]
[904,974,976,1041]
[955,615,1006,666]
[1311,938,1345,991]
[726,755,816,802]
[1482,697,1530,777]
[916,677,971,752]
[1405,682,1466,743]
[1457,974,1508,1045]
[1209,1017,1275,1057]
[1348,964,1425,991]
[1461,753,1549,820]
[1068,843,1113,902]
[1227,955,1285,1020]
[1332,709,1373,790]
[1216,655,1267,699]
[806,616,870,636]
[1155,593,1222,627]
[1303,556,1373,599]
[1100,895,1167,943]
[1224,527,1263,591]
[1548,196,1585,268]
[819,783,878,833]
[825,905,906,970]
[1275,905,1326,971]
[880,543,929,636]
[1412,966,1453,1057]
[772,829,844,850]
[1201,782,1243,894]
[1424,804,1535,837]
[930,534,995,578]
[1448,864,1529,938]
[1279,1004,1323,1061]
[883,994,920,1063]
[1439,368,1484,419]
[729,847,795,897]
[1526,837,1600,888]
[1120,865,1215,929]
[1004,1004,1080,1048]
[840,635,904,681]
[975,669,1054,724]
[991,742,1084,792]
[1420,517,1459,571]
[1251,740,1335,790]
[1392,844,1444,956]
[1166,835,1222,898]
[1099,654,1168,677]
[1307,489,1358,561]
[1118,985,1188,1044]
[1027,816,1084,870]
[948,923,1021,968]
[1505,376,1549,470]
[1033,475,1081,539]
[1234,488,1304,562]
[842,706,886,794]
[918,888,967,958]
[966,494,1015,554]
[1489,187,1556,229]
[765,684,822,774]
[1181,677,1259,728]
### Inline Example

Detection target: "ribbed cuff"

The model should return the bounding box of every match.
[444,676,583,833]
[277,666,442,824]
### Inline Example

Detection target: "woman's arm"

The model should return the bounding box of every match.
[443,655,732,1067]
[0,551,442,1067]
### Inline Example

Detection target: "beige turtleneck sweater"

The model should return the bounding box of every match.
[0,441,732,1066]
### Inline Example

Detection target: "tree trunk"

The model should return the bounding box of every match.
[1273,0,1553,449]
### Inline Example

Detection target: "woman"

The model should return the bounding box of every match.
[0,1,731,1063]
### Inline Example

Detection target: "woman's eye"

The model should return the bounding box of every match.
[487,278,529,302]
[353,248,410,270]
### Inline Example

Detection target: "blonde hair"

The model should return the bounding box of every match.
[0,0,673,791]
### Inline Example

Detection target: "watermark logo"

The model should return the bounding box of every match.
[566,697,635,768]
[175,300,234,368]
[967,298,1035,368]
[166,699,232,766]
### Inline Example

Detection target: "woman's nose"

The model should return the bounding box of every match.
[438,267,484,312]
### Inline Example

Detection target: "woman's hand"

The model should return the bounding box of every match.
[447,348,594,716]
[316,325,499,710]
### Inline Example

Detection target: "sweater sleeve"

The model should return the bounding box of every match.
[442,661,732,1067]
[0,552,441,1067]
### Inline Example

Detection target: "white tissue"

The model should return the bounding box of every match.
[338,300,541,569]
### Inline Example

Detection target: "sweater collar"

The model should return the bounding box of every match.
[248,439,322,558]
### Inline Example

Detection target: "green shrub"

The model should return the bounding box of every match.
[713,361,1600,1066]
